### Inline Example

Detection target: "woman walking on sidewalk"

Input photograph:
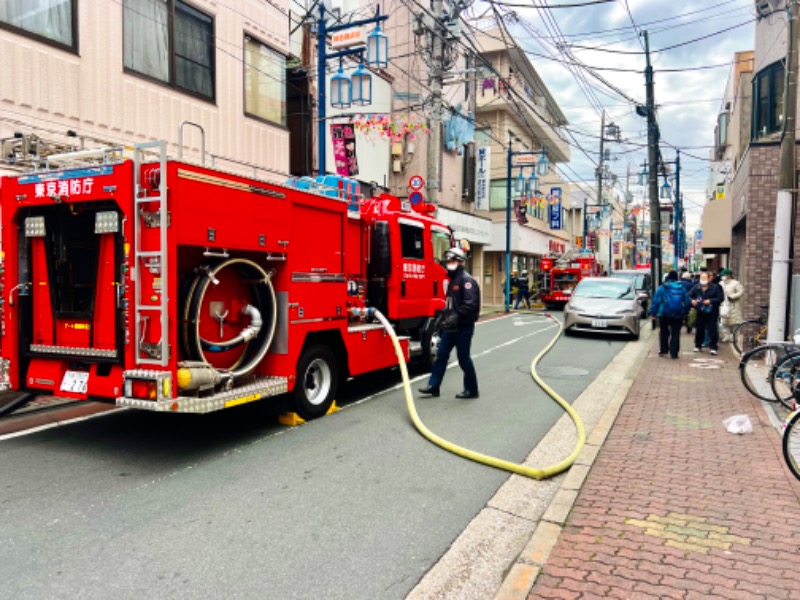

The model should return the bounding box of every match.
[649,270,690,359]
[689,272,724,355]
[719,268,744,342]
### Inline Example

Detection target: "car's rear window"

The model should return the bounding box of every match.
[574,279,634,299]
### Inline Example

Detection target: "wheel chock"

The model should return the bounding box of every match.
[278,401,339,427]
[278,412,305,426]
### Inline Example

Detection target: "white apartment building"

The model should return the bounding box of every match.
[1,1,294,179]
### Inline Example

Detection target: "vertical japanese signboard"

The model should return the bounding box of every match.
[548,186,562,230]
[330,124,359,177]
[474,146,490,211]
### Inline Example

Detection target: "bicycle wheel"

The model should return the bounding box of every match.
[782,410,800,481]
[733,320,766,355]
[770,349,800,410]
[739,344,791,402]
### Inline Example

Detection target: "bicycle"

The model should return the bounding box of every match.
[739,343,799,409]
[782,410,800,481]
[732,304,770,355]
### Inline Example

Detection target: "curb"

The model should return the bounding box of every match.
[492,326,652,600]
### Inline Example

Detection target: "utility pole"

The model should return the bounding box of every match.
[596,110,606,210]
[426,0,445,204]
[643,31,662,286]
[673,150,681,270]
[768,0,799,341]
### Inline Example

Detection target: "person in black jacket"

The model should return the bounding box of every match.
[514,270,531,309]
[688,271,724,355]
[419,247,481,399]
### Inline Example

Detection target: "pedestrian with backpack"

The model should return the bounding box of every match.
[649,270,690,359]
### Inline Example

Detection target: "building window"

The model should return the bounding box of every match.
[244,36,286,126]
[752,60,785,139]
[123,0,215,101]
[0,0,76,50]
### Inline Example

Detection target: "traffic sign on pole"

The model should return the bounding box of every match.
[409,175,425,191]
[409,191,424,205]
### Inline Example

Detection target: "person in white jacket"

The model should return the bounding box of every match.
[719,268,744,342]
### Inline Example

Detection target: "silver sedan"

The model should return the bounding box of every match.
[563,277,641,339]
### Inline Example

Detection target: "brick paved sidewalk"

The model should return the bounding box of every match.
[528,333,800,600]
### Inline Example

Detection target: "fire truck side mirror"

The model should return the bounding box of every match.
[369,222,391,278]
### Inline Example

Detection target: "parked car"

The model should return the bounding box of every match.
[611,269,652,318]
[563,277,641,339]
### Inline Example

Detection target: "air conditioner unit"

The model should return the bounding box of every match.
[756,0,772,17]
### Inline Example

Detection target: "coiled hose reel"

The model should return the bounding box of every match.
[178,258,277,392]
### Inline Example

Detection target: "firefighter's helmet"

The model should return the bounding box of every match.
[443,247,466,262]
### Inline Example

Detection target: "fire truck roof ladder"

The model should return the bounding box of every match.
[133,141,169,366]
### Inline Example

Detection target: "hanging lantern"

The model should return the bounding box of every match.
[527,171,540,196]
[330,61,351,109]
[660,178,672,199]
[638,164,648,186]
[536,149,549,176]
[350,61,372,106]
[367,21,389,68]
[515,168,526,194]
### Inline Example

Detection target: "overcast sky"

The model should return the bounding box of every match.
[479,0,760,233]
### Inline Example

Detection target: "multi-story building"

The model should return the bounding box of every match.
[1,1,295,179]
[724,0,799,319]
[701,51,754,273]
[468,21,573,305]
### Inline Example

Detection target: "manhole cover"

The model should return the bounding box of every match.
[534,366,590,377]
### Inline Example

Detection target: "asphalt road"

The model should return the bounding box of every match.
[0,313,629,599]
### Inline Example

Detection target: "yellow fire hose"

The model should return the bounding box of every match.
[368,309,586,480]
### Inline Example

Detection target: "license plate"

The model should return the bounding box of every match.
[592,319,608,328]
[60,370,89,394]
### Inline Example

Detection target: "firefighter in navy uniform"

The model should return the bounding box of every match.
[419,247,481,399]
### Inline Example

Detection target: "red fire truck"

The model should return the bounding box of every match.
[0,142,454,420]
[540,252,601,308]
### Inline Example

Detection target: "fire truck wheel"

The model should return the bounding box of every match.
[293,345,339,420]
[421,318,441,371]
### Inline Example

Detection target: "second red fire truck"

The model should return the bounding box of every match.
[540,252,601,308]
[0,141,456,420]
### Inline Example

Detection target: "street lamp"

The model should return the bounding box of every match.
[637,163,648,186]
[316,4,388,175]
[537,149,549,176]
[350,61,372,106]
[506,135,553,312]
[330,60,352,109]
[366,20,389,68]
[527,171,540,195]
[659,177,672,199]
[515,168,526,194]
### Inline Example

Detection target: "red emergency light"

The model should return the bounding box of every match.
[541,258,553,271]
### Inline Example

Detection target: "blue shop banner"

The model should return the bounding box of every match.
[548,186,562,229]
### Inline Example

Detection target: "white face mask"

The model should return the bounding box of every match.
[446,261,460,271]
[699,277,709,286]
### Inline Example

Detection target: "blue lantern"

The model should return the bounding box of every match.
[367,22,389,68]
[638,164,648,186]
[350,61,372,106]
[527,171,540,195]
[660,178,672,199]
[536,150,549,176]
[515,168,526,194]
[330,60,351,109]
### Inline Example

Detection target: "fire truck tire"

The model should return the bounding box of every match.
[292,345,339,420]
[421,318,441,371]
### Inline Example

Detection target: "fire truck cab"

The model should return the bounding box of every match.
[0,141,454,420]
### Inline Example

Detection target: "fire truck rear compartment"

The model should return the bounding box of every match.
[22,204,123,399]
